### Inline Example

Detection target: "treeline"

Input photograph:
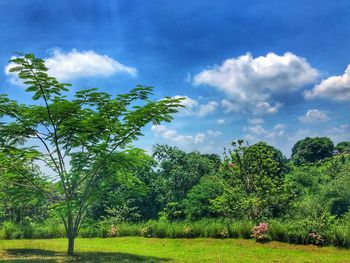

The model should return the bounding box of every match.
[1,137,350,246]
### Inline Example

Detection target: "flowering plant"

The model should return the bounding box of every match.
[108,224,118,237]
[308,232,324,246]
[251,222,269,242]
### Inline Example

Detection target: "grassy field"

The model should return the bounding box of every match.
[0,237,350,262]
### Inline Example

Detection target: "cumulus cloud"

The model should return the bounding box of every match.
[194,52,319,114]
[151,125,206,145]
[299,109,330,123]
[5,49,137,83]
[305,65,350,101]
[172,95,218,117]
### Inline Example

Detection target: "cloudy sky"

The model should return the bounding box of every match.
[1,0,350,156]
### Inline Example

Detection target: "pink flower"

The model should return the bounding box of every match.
[251,222,269,242]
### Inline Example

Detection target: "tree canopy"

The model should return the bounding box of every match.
[291,137,334,165]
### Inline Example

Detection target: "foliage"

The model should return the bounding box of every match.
[211,141,289,220]
[1,62,349,253]
[0,53,183,255]
[183,175,223,219]
[335,141,350,154]
[2,217,350,248]
[152,145,220,218]
[291,137,334,165]
[0,151,49,224]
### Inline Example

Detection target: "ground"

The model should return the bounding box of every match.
[0,237,349,262]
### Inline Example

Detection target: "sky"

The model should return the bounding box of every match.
[1,0,350,157]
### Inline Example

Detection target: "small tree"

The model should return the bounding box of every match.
[0,53,183,255]
[214,141,289,220]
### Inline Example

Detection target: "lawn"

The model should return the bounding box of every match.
[0,238,350,262]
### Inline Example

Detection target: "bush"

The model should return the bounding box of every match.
[0,221,24,239]
[251,223,269,242]
[230,221,254,239]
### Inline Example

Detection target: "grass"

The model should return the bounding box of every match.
[0,237,350,262]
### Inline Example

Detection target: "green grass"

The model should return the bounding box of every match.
[0,237,350,262]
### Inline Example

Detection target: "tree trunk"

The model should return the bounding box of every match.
[66,213,75,256]
[67,236,75,256]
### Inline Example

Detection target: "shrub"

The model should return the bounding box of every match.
[308,232,324,246]
[230,221,254,239]
[0,221,24,239]
[251,223,269,242]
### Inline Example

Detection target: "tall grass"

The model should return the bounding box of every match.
[1,218,350,248]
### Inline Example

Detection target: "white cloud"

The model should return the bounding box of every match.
[254,102,283,115]
[172,95,218,117]
[244,124,286,143]
[273,124,286,130]
[305,65,350,101]
[194,52,319,114]
[151,125,206,145]
[5,49,137,83]
[243,123,289,155]
[248,118,264,125]
[173,95,198,109]
[245,125,267,136]
[299,109,330,123]
[197,101,219,116]
[216,119,225,124]
[207,130,222,137]
[221,99,240,113]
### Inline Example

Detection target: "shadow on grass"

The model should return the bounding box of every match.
[1,248,170,262]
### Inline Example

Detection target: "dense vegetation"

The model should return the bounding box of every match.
[1,54,350,256]
[1,134,350,247]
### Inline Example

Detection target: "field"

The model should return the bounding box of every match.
[0,238,350,262]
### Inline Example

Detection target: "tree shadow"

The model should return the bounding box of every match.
[2,248,170,262]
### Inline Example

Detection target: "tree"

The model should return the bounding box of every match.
[87,148,156,222]
[0,54,183,255]
[183,175,223,219]
[153,145,220,204]
[336,141,350,154]
[291,137,334,165]
[212,141,289,220]
[0,150,49,224]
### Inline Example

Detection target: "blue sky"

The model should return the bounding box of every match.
[1,0,350,156]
